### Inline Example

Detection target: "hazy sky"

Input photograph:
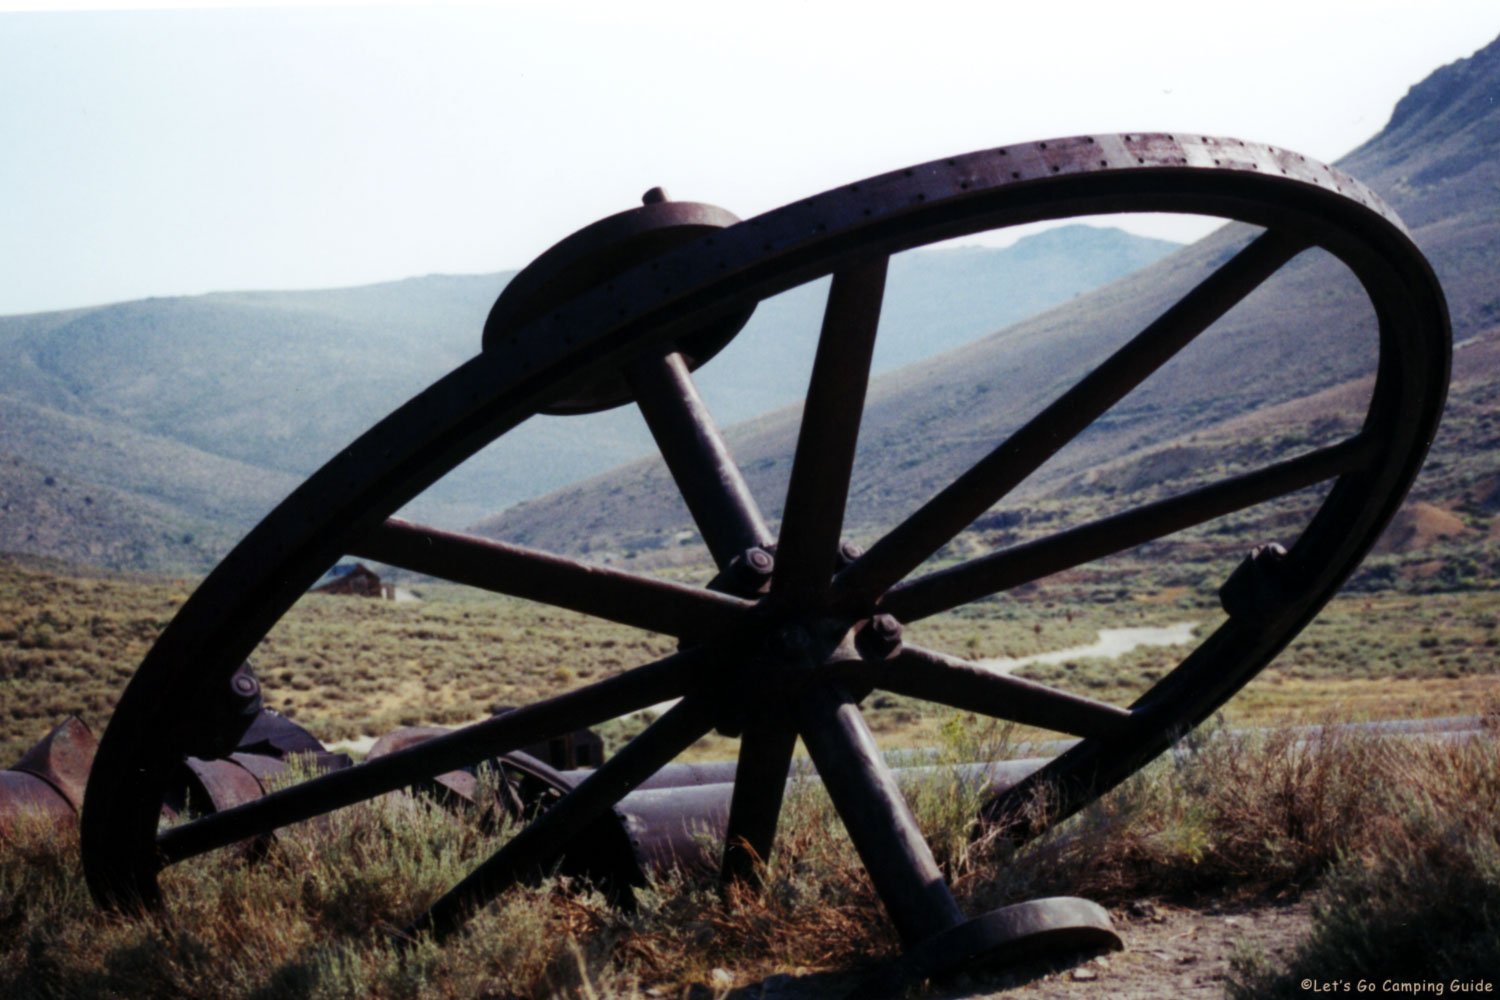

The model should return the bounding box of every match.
[3,1,1498,316]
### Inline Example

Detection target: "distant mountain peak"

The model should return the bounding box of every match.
[1387,33,1500,135]
[1008,223,1177,251]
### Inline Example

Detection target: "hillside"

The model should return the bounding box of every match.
[0,394,300,571]
[685,225,1182,422]
[0,274,507,536]
[0,228,1176,571]
[483,34,1500,565]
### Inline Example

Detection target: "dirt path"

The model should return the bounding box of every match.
[975,899,1311,998]
[730,899,1312,999]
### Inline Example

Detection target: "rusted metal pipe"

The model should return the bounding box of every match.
[165,710,353,843]
[341,722,1048,895]
[0,716,97,833]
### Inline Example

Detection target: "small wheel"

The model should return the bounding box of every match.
[83,135,1448,965]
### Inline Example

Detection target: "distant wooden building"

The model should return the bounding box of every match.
[310,562,387,598]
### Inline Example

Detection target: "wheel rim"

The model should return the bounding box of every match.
[81,134,1449,953]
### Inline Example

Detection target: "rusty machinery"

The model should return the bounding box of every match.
[0,706,355,836]
[80,136,1449,988]
[1,717,96,831]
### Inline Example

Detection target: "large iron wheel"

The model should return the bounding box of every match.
[82,135,1448,965]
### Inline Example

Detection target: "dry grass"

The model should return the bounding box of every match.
[1,715,1497,997]
[1226,733,1500,997]
[955,719,1498,910]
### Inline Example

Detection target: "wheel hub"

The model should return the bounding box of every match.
[708,606,873,738]
[699,539,896,735]
[482,188,756,414]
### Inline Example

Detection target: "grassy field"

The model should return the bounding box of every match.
[3,551,1495,764]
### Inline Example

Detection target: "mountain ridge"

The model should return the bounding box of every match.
[0,225,1180,570]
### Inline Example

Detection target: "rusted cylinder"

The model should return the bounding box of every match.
[630,760,740,789]
[578,757,1053,885]
[0,770,77,831]
[166,711,352,819]
[367,726,484,809]
[0,716,97,833]
[351,716,1049,899]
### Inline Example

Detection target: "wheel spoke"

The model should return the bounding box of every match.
[626,350,773,568]
[351,518,753,638]
[719,725,798,889]
[409,695,715,941]
[796,682,963,946]
[873,644,1135,739]
[156,645,707,865]
[773,259,890,604]
[833,229,1310,610]
[882,434,1372,623]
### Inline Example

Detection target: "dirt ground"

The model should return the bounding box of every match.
[728,899,1311,999]
[973,899,1311,999]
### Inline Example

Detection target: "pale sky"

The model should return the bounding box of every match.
[3,1,1498,316]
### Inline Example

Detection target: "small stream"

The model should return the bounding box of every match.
[327,733,382,756]
[974,621,1199,675]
